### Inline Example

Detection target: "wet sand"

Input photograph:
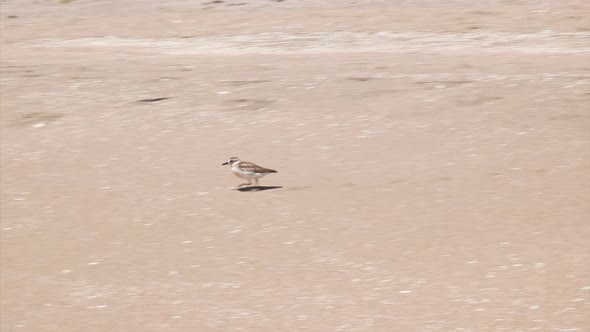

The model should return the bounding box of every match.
[1,1,589,331]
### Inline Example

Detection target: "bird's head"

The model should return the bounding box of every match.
[222,157,240,166]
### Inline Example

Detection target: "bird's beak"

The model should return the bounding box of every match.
[222,162,228,165]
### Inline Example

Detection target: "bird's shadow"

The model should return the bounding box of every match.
[236,186,283,192]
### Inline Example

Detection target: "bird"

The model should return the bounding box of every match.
[222,157,277,188]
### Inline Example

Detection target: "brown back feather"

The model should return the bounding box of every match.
[239,161,277,173]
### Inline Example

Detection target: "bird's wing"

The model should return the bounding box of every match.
[239,162,277,173]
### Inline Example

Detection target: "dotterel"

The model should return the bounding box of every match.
[222,157,277,188]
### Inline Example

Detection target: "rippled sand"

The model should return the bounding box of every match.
[1,1,589,331]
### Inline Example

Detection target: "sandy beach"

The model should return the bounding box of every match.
[1,0,589,331]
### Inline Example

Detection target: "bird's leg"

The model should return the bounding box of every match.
[237,181,252,188]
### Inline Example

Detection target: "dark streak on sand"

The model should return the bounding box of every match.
[137,97,172,103]
[237,186,283,192]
